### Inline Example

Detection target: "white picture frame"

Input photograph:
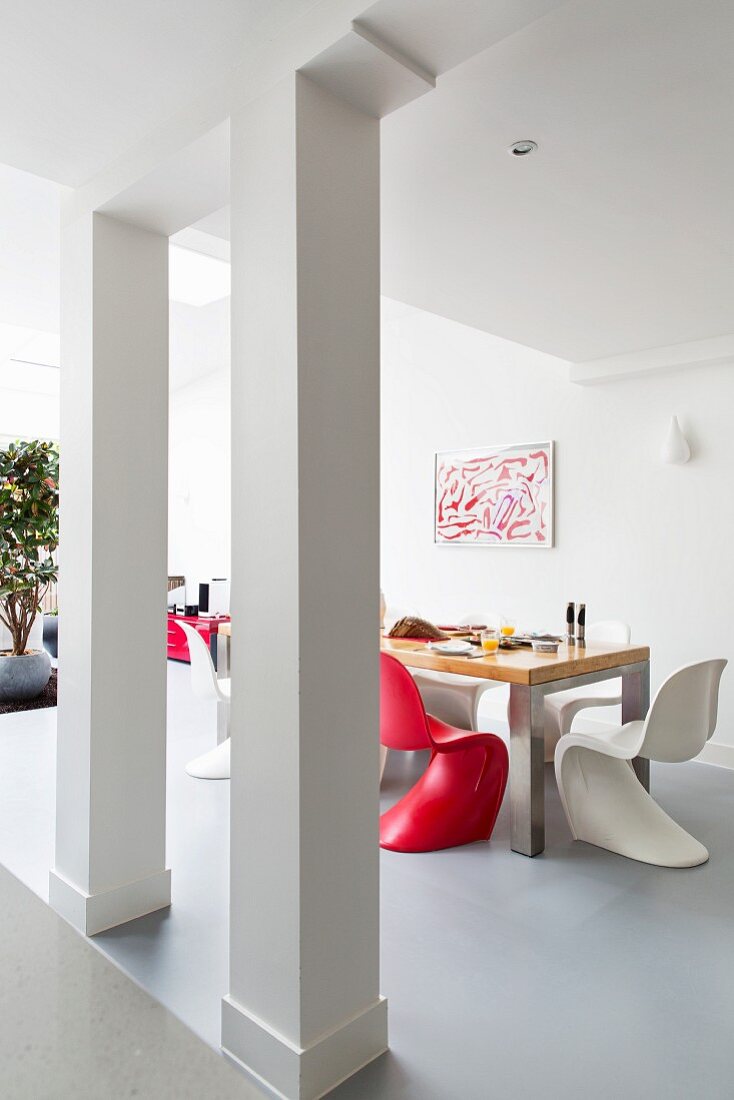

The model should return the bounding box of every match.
[434,441,554,547]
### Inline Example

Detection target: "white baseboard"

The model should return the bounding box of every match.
[49,868,171,936]
[696,741,734,770]
[221,994,388,1100]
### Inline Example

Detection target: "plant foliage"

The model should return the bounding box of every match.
[0,440,59,656]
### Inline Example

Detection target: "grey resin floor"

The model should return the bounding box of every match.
[0,863,260,1099]
[1,663,734,1099]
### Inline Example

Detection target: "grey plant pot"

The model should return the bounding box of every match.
[43,615,59,659]
[0,649,52,702]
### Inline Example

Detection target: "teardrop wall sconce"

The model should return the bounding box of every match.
[661,415,691,465]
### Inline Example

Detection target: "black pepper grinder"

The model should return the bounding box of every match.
[576,603,586,648]
[566,601,575,644]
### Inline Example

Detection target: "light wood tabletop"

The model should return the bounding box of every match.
[218,621,231,637]
[380,636,650,687]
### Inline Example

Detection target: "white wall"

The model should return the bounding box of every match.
[380,297,734,748]
[0,164,60,333]
[1,302,231,608]
[0,387,59,442]
[0,164,61,442]
[168,298,230,601]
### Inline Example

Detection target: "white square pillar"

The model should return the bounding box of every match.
[50,211,171,936]
[223,73,385,1099]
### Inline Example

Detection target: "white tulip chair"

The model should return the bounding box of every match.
[542,620,631,762]
[555,658,727,867]
[180,622,231,780]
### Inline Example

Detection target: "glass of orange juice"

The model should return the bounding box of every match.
[500,615,516,637]
[481,629,500,653]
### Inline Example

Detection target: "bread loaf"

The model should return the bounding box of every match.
[387,616,449,640]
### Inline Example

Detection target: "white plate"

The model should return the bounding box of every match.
[429,640,473,656]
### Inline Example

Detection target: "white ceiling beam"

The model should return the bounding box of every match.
[63,0,567,236]
[64,0,372,228]
[301,23,434,118]
[95,121,230,239]
[69,15,435,238]
[570,333,734,385]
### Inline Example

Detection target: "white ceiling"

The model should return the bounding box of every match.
[1,0,732,367]
[381,0,734,362]
[0,0,580,196]
[192,206,231,241]
[198,0,734,364]
[0,0,318,186]
[359,0,566,77]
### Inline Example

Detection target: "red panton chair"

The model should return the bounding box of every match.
[379,653,509,853]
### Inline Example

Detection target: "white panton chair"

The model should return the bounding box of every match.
[555,658,727,867]
[180,622,231,780]
[542,620,631,762]
[411,611,501,732]
[184,737,231,781]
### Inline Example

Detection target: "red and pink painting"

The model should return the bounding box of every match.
[435,442,553,547]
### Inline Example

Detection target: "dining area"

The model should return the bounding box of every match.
[185,601,725,873]
[380,608,726,868]
[3,590,733,1100]
[381,615,646,853]
[348,591,734,1097]
[159,292,734,1100]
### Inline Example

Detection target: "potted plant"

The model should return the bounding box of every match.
[0,440,59,702]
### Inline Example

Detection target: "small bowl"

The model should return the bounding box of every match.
[531,638,561,655]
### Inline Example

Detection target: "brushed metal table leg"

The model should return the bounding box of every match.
[622,661,651,791]
[509,683,546,856]
[216,631,231,746]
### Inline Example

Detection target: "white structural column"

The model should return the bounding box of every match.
[223,73,385,1099]
[50,211,171,936]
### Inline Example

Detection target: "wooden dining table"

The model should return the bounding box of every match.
[217,622,650,857]
[381,635,651,857]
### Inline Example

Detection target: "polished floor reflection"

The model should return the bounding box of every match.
[1,663,733,1098]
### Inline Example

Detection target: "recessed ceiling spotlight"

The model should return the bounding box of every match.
[508,139,538,157]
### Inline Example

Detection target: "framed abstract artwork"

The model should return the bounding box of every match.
[434,441,554,547]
